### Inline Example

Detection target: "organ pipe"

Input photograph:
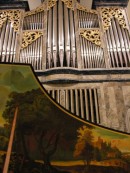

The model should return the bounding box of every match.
[75,90,80,116]
[64,4,71,67]
[105,16,130,68]
[94,89,100,124]
[69,10,76,67]
[58,0,64,67]
[48,88,100,124]
[80,35,105,69]
[2,22,10,62]
[0,20,17,63]
[53,3,58,67]
[47,8,52,68]
[0,5,130,70]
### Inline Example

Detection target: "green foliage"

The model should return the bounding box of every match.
[0,136,8,150]
[74,126,95,166]
[2,88,83,165]
[74,125,123,167]
[0,126,10,151]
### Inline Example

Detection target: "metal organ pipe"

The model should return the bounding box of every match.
[53,3,58,67]
[7,24,13,62]
[122,25,130,64]
[2,22,10,62]
[46,0,77,69]
[112,19,123,67]
[47,8,52,68]
[58,0,64,67]
[107,28,116,67]
[0,23,6,61]
[82,36,87,68]
[109,22,119,67]
[0,20,17,63]
[105,14,130,68]
[69,10,76,67]
[115,19,127,66]
[124,29,130,63]
[64,5,70,67]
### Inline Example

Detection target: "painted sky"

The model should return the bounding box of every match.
[0,64,38,126]
[92,126,130,152]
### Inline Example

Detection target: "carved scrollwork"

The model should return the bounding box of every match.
[48,0,58,10]
[77,2,98,14]
[21,31,43,49]
[25,4,46,16]
[0,10,21,32]
[61,0,73,10]
[101,7,127,31]
[80,29,101,46]
[0,11,8,28]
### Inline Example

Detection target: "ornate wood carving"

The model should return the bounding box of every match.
[21,31,43,49]
[80,29,101,46]
[48,0,58,10]
[61,0,73,9]
[0,10,21,32]
[101,7,127,31]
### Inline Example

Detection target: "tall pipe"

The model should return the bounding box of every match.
[7,23,13,62]
[80,89,85,119]
[75,89,79,116]
[70,10,76,67]
[64,5,71,67]
[0,23,6,61]
[109,25,119,67]
[111,19,123,67]
[53,3,58,67]
[85,89,89,120]
[2,22,10,62]
[58,0,64,67]
[47,9,52,68]
[115,19,127,66]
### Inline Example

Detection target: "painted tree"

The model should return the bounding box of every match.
[2,88,81,173]
[74,126,95,171]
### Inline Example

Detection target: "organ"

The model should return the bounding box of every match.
[0,0,130,132]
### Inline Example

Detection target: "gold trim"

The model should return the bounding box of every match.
[21,31,43,49]
[25,0,58,16]
[61,0,73,10]
[80,29,101,46]
[0,10,21,32]
[0,11,8,28]
[101,7,127,31]
[25,4,46,16]
[48,0,58,10]
[77,2,98,14]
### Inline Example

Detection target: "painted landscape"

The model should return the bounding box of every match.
[0,64,130,173]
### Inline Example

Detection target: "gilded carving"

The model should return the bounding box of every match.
[77,2,98,14]
[25,4,46,16]
[101,8,127,31]
[61,0,73,9]
[25,0,57,16]
[80,29,101,46]
[0,11,8,28]
[0,10,21,32]
[21,31,43,49]
[48,0,58,10]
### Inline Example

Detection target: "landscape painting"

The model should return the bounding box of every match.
[0,64,130,173]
